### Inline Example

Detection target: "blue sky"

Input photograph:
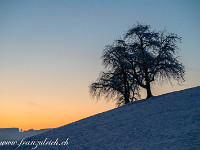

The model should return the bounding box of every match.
[0,0,200,129]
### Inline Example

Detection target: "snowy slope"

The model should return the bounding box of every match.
[2,86,200,150]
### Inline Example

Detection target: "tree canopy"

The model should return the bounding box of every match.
[90,23,185,106]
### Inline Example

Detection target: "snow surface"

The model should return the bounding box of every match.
[2,86,200,150]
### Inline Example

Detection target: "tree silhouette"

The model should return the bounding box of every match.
[90,23,185,105]
[124,23,185,98]
[90,40,140,106]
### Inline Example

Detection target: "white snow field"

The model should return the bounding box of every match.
[2,86,200,150]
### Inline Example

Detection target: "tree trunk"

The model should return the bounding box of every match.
[146,83,152,99]
[124,95,130,104]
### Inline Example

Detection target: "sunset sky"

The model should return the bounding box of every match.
[0,0,200,130]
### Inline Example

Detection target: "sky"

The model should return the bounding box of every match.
[0,0,200,130]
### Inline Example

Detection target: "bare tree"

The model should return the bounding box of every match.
[90,23,185,106]
[124,23,185,98]
[90,40,140,106]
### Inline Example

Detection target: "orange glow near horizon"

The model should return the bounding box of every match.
[0,78,195,131]
[0,85,116,130]
[0,98,115,130]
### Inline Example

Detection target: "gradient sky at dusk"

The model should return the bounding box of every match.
[0,0,200,130]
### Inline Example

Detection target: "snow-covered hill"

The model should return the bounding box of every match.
[2,86,200,149]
